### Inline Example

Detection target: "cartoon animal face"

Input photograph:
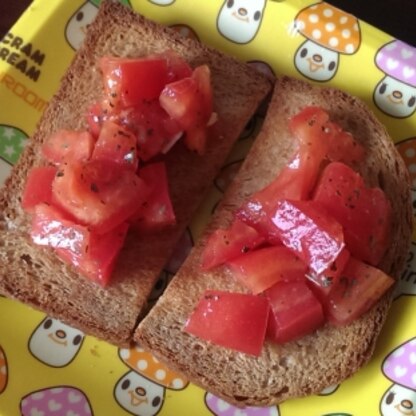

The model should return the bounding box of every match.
[217,0,266,44]
[114,371,165,416]
[65,2,99,50]
[374,76,416,118]
[294,39,339,82]
[28,317,84,367]
[380,384,416,416]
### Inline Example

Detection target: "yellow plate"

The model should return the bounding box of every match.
[0,1,416,415]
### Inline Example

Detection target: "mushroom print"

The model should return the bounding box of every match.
[28,317,85,367]
[148,0,176,5]
[374,40,416,118]
[393,242,416,299]
[20,386,93,416]
[115,345,189,416]
[0,124,28,184]
[217,0,267,44]
[65,0,131,50]
[0,345,7,394]
[293,3,361,82]
[205,392,280,416]
[380,337,416,415]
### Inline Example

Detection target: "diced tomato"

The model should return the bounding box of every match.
[271,199,345,275]
[92,120,138,170]
[184,290,270,356]
[306,247,350,300]
[201,219,265,270]
[99,56,169,109]
[30,203,90,254]
[266,280,325,344]
[130,162,176,230]
[160,64,213,154]
[227,245,307,294]
[52,159,149,233]
[161,50,193,82]
[56,222,129,286]
[323,257,394,325]
[41,129,95,165]
[86,102,104,138]
[22,166,57,211]
[313,162,392,265]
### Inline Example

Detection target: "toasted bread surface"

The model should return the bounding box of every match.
[0,1,271,346]
[135,76,412,406]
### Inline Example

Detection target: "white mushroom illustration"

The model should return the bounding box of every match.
[380,337,416,416]
[115,345,188,416]
[374,40,416,118]
[293,3,361,82]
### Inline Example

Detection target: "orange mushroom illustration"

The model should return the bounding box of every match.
[293,2,361,81]
[0,345,7,394]
[115,345,188,416]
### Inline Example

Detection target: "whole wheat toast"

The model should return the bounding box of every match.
[135,76,412,406]
[0,1,270,346]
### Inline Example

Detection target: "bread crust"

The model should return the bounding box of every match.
[135,76,412,406]
[0,1,271,346]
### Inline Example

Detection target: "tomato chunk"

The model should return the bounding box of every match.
[56,222,129,286]
[227,245,307,294]
[41,129,95,165]
[52,160,149,233]
[323,257,394,325]
[160,64,213,154]
[184,290,269,356]
[201,219,265,270]
[92,120,138,170]
[266,280,325,344]
[100,56,169,108]
[130,162,176,230]
[22,166,57,211]
[271,199,345,275]
[30,203,90,254]
[313,162,392,265]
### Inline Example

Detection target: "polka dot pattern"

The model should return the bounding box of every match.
[119,345,189,389]
[396,137,416,189]
[295,2,361,53]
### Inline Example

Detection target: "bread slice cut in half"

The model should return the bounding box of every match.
[135,76,412,406]
[0,0,271,346]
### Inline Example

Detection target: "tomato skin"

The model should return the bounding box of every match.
[161,50,193,82]
[41,129,95,165]
[227,245,307,294]
[130,162,176,230]
[99,56,169,108]
[271,199,345,275]
[52,160,149,233]
[56,222,129,286]
[201,219,265,270]
[30,203,90,254]
[22,167,57,212]
[266,280,325,344]
[184,290,270,356]
[323,257,394,325]
[313,162,392,265]
[92,120,138,170]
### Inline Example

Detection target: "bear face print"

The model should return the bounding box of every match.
[217,0,266,44]
[65,1,99,50]
[28,317,85,367]
[114,371,165,416]
[374,40,416,118]
[380,338,416,416]
[293,3,361,82]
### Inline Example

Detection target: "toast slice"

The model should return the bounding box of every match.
[135,76,412,406]
[0,1,271,346]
